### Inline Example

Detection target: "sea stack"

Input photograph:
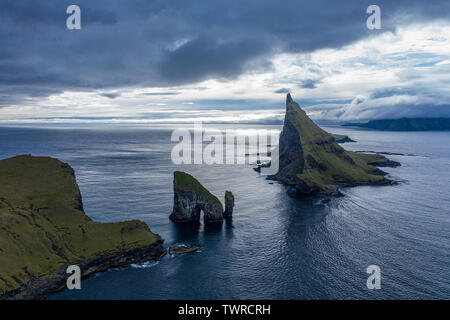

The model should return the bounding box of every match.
[269,94,399,195]
[224,191,234,217]
[170,171,224,223]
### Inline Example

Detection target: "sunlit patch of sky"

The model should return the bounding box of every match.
[0,1,449,124]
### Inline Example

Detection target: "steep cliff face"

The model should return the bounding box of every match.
[170,171,224,223]
[270,94,399,195]
[224,191,234,217]
[0,155,166,299]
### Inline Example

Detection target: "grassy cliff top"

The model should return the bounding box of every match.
[174,171,222,206]
[278,95,393,193]
[286,97,336,145]
[0,155,161,295]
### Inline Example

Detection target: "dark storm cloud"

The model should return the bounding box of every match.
[370,88,417,99]
[0,0,449,105]
[274,88,291,94]
[100,93,121,99]
[157,35,273,83]
[300,79,320,89]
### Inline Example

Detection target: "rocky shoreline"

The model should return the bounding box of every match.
[1,241,166,300]
[0,155,167,300]
[169,244,198,255]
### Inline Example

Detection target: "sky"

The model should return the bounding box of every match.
[0,0,449,124]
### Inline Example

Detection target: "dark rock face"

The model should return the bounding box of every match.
[286,92,293,104]
[274,116,304,185]
[170,188,224,223]
[170,171,224,223]
[3,241,166,300]
[224,191,234,217]
[0,155,166,300]
[170,172,236,223]
[169,245,198,255]
[269,94,400,196]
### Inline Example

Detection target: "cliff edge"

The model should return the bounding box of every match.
[170,171,228,223]
[269,94,399,195]
[0,155,166,299]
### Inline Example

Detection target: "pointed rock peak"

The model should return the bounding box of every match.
[272,95,397,196]
[286,93,293,105]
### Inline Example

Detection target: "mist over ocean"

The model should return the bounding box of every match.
[1,124,448,299]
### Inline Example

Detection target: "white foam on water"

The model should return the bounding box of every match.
[131,261,160,269]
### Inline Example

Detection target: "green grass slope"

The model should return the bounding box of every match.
[274,94,395,194]
[0,155,162,295]
[174,171,222,206]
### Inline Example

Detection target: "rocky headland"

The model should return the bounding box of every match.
[0,155,166,300]
[268,94,400,196]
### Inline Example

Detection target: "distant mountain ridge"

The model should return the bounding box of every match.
[343,117,450,131]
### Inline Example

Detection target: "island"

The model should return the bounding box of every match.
[0,155,166,300]
[170,171,234,223]
[342,117,450,131]
[268,94,400,196]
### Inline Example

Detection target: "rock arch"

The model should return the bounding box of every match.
[170,171,224,223]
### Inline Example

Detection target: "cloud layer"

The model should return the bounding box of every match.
[0,0,449,121]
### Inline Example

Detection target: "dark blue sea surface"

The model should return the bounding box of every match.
[0,124,448,299]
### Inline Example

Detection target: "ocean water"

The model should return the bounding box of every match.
[0,124,448,299]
